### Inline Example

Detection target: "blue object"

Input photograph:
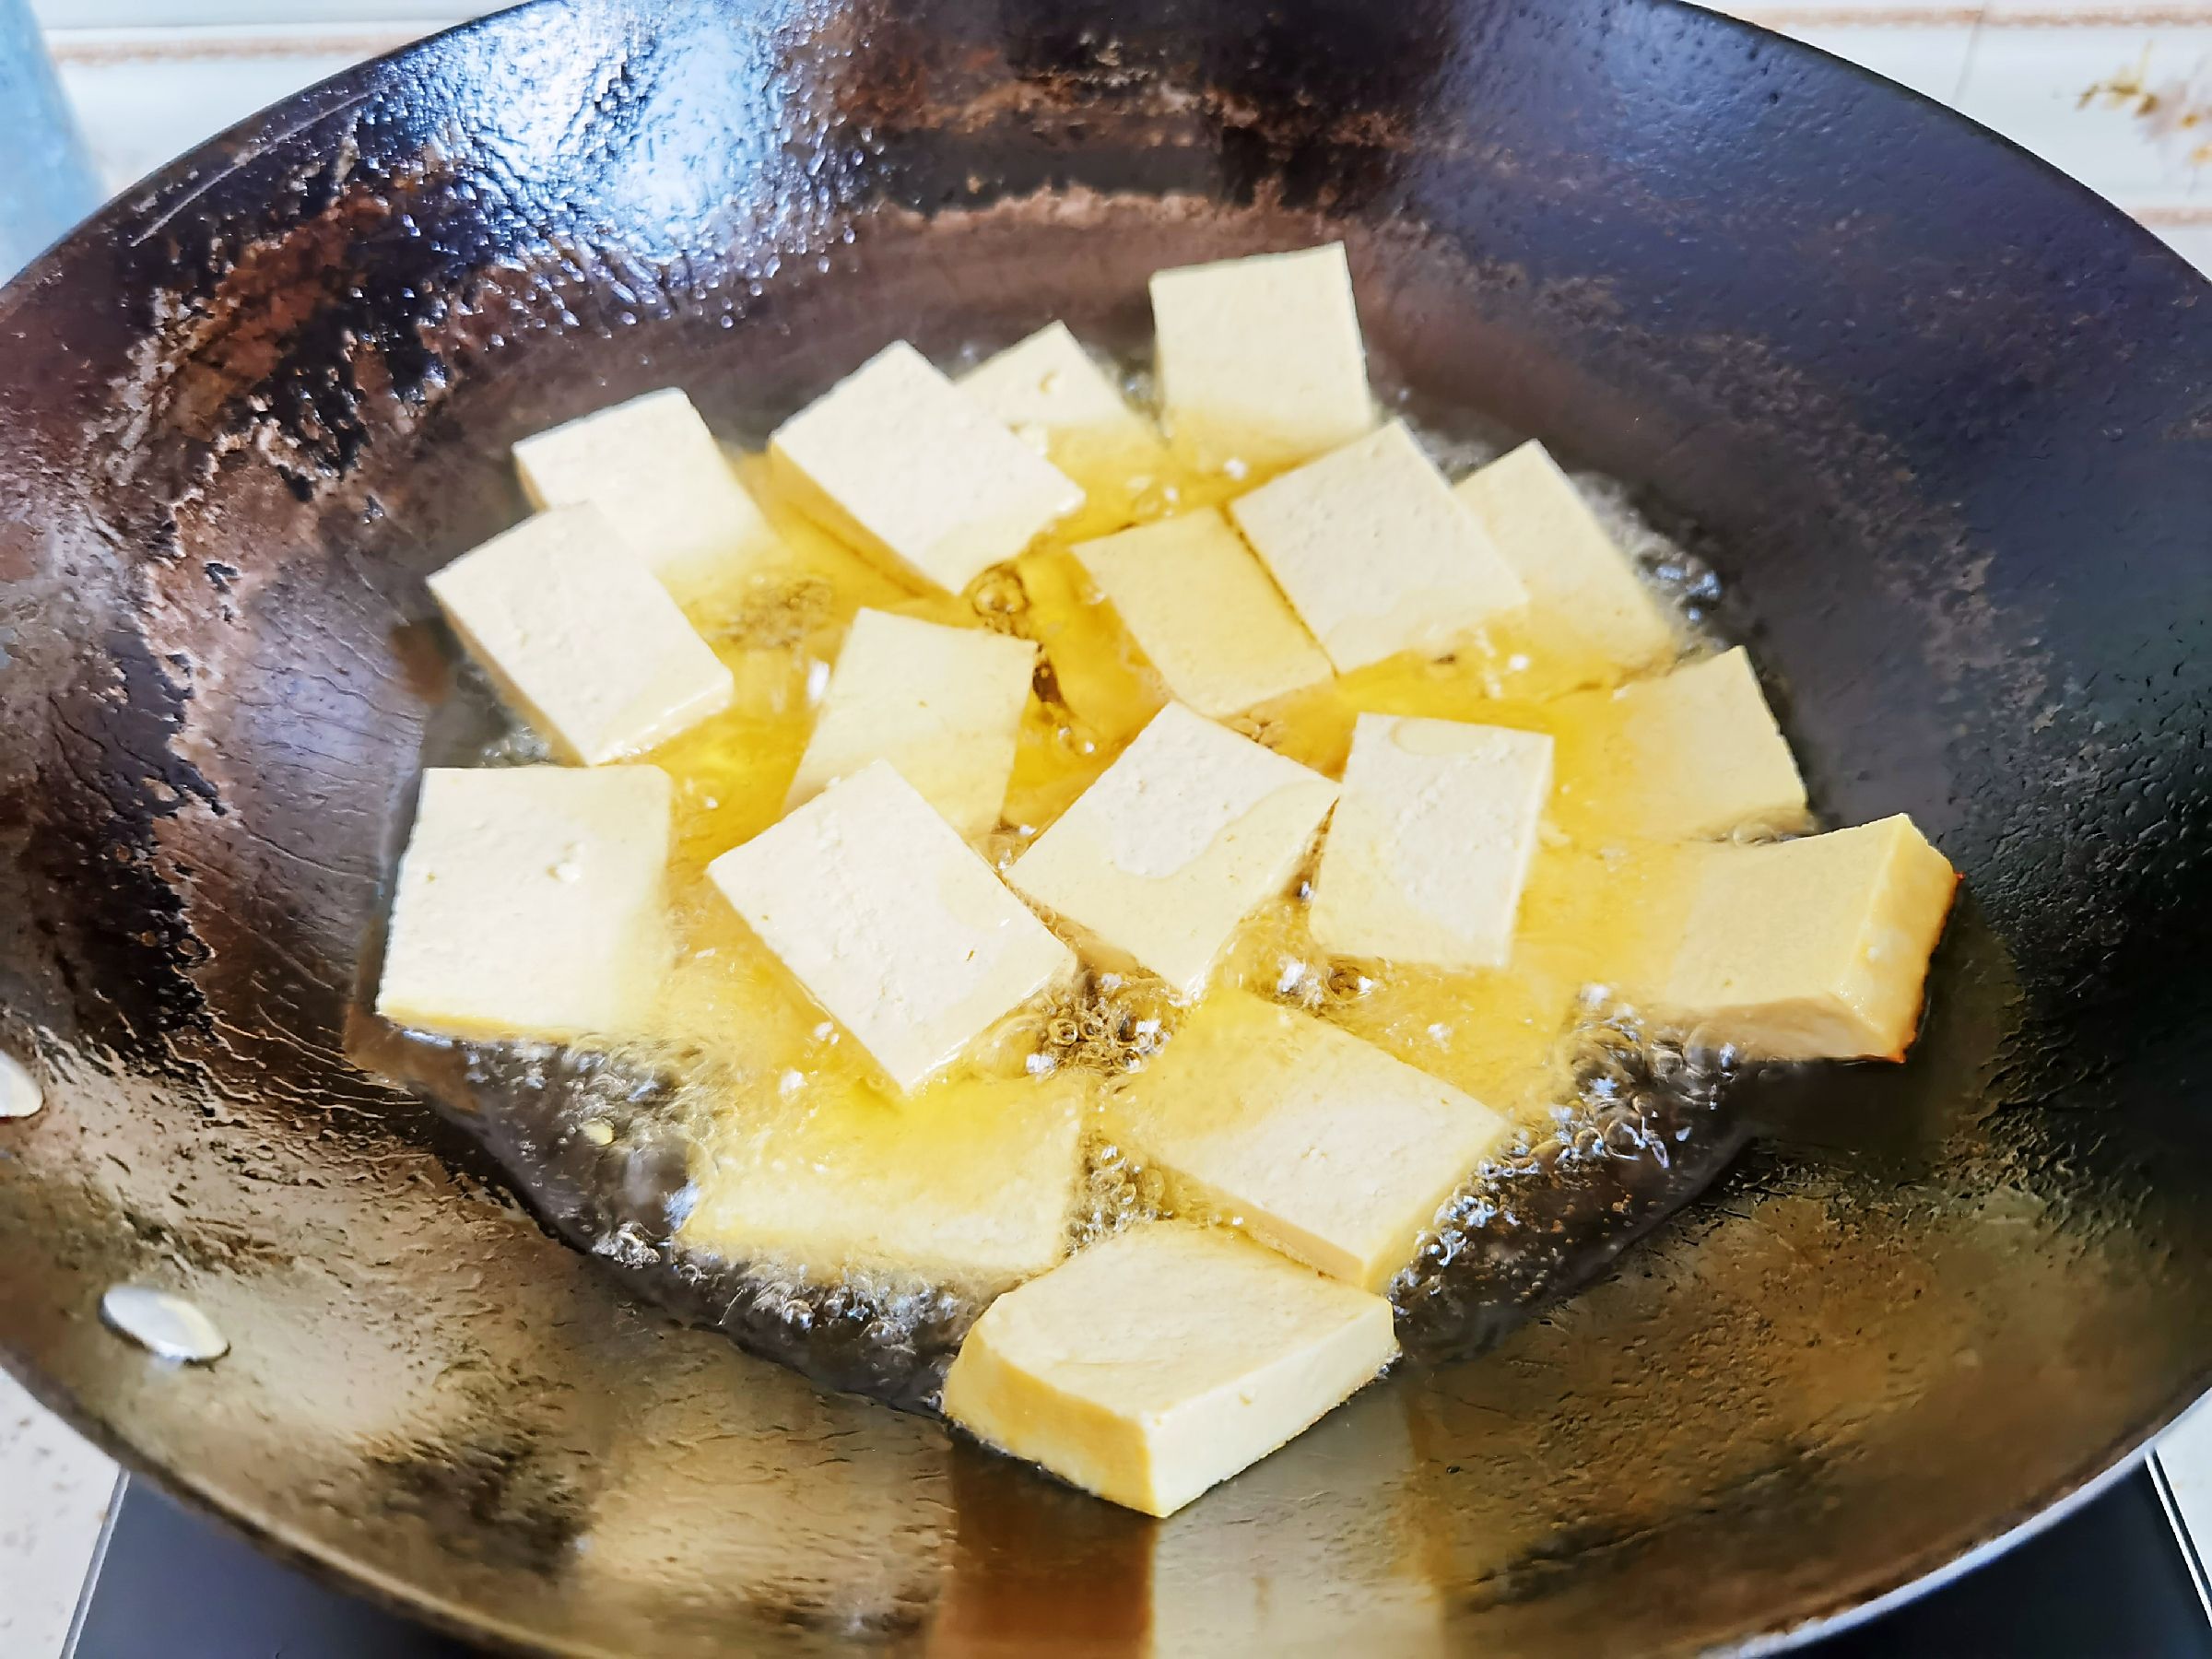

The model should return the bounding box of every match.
[0,0,100,283]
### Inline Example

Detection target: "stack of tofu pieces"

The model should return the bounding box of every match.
[375,242,1958,1519]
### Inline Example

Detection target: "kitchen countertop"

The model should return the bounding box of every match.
[7,1,2211,1651]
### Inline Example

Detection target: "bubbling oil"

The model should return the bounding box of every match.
[386,358,1763,1413]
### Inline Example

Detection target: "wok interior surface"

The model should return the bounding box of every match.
[2,0,2210,1652]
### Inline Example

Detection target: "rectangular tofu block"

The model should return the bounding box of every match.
[428,504,735,765]
[960,322,1169,535]
[681,1073,1088,1299]
[942,1221,1398,1516]
[1453,441,1680,672]
[1230,421,1529,673]
[1149,243,1374,473]
[1309,714,1554,971]
[1571,647,1809,840]
[785,608,1037,839]
[1006,703,1338,994]
[1072,508,1334,718]
[1658,814,1958,1060]
[512,387,781,603]
[709,760,1077,1092]
[1105,994,1512,1289]
[769,341,1084,594]
[377,765,673,1041]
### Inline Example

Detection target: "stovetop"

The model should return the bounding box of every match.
[64,1464,2212,1657]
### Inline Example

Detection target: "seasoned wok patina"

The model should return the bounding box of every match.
[2,0,2210,1652]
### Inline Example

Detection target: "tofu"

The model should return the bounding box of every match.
[1658,815,1958,1060]
[784,608,1037,839]
[1309,715,1553,971]
[512,388,782,603]
[1229,421,1528,674]
[708,760,1077,1092]
[960,323,1169,535]
[941,1221,1398,1516]
[1072,509,1334,718]
[1149,243,1374,472]
[1568,647,1809,840]
[769,341,1084,594]
[1006,703,1339,994]
[681,1073,1088,1299]
[1105,994,1511,1290]
[377,765,672,1041]
[1453,441,1680,672]
[426,505,734,765]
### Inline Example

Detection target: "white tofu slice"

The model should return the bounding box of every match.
[1006,703,1339,995]
[784,608,1037,839]
[708,760,1077,1092]
[427,504,734,765]
[681,1073,1088,1300]
[512,387,781,604]
[376,765,673,1041]
[769,341,1084,594]
[941,1221,1398,1517]
[1149,243,1374,472]
[962,323,1171,538]
[1229,421,1528,674]
[1570,646,1809,839]
[1071,508,1334,718]
[1453,441,1680,672]
[1309,714,1553,971]
[1105,994,1512,1290]
[1658,815,1958,1061]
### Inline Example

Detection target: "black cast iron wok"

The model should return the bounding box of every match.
[3,0,2210,1652]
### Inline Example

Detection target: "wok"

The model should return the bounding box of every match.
[3,0,2210,1652]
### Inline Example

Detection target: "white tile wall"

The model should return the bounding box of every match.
[6,3,2210,1653]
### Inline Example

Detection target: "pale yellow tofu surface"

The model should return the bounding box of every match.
[1072,509,1334,718]
[708,760,1077,1092]
[959,323,1169,536]
[1105,994,1512,1289]
[1149,243,1374,473]
[1006,703,1338,994]
[941,1221,1398,1516]
[784,608,1037,839]
[1659,814,1958,1060]
[1230,421,1529,674]
[681,1072,1088,1299]
[427,504,735,766]
[1563,646,1809,840]
[769,341,1084,594]
[512,387,782,604]
[1309,714,1554,971]
[1453,441,1680,672]
[377,765,673,1041]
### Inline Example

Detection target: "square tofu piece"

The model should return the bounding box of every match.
[1309,715,1554,971]
[1577,647,1808,839]
[942,1221,1398,1517]
[960,322,1169,533]
[1230,421,1528,674]
[377,765,673,1041]
[1006,703,1339,994]
[1072,509,1333,718]
[428,504,735,765]
[1659,815,1958,1061]
[512,388,781,603]
[708,760,1077,1092]
[1149,243,1374,473]
[1453,441,1680,672]
[785,608,1037,839]
[681,1074,1088,1299]
[769,341,1084,594]
[1105,994,1512,1290]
